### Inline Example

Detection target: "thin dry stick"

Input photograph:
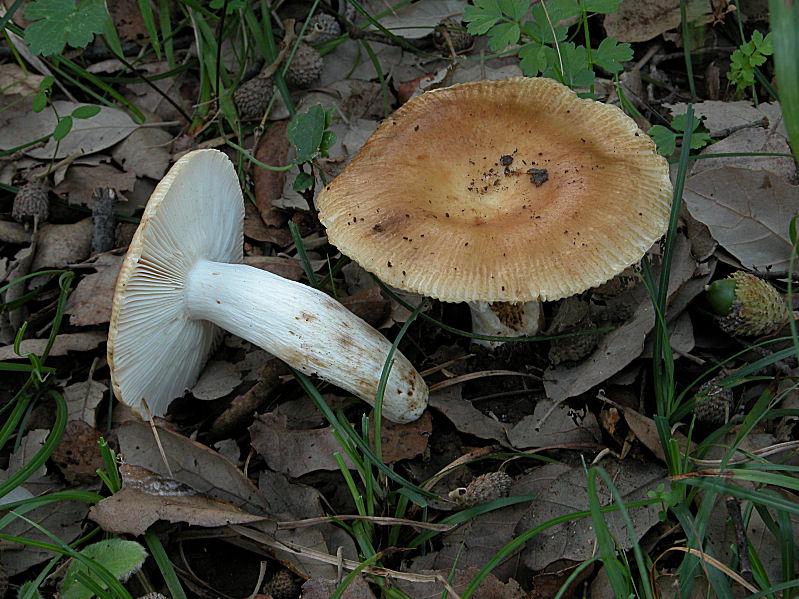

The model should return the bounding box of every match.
[427,370,541,393]
[142,401,174,478]
[275,514,454,532]
[230,524,464,597]
[539,1,564,80]
[652,546,758,593]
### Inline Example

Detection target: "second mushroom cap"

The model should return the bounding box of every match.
[317,77,672,304]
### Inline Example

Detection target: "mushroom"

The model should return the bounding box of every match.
[317,77,672,344]
[107,149,427,423]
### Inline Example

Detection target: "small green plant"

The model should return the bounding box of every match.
[728,30,773,96]
[648,113,712,157]
[463,0,632,90]
[61,539,147,599]
[23,0,110,56]
[33,77,101,144]
[287,104,337,192]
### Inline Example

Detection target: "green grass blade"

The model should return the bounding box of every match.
[769,0,799,163]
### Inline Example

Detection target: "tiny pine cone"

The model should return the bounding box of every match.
[693,377,733,424]
[718,271,791,336]
[285,43,323,88]
[234,74,274,120]
[12,180,49,225]
[449,471,513,507]
[268,569,299,599]
[308,13,341,44]
[433,17,474,53]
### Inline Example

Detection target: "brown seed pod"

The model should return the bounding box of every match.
[308,13,341,44]
[285,42,323,88]
[12,180,49,226]
[234,73,274,120]
[693,376,733,424]
[433,17,474,53]
[448,471,513,507]
[268,569,299,599]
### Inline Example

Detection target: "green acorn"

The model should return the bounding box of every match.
[706,271,791,336]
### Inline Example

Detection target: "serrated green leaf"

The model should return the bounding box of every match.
[53,116,73,141]
[552,42,593,88]
[463,0,502,35]
[593,37,632,74]
[71,105,100,119]
[547,0,582,20]
[293,171,314,192]
[648,125,677,156]
[24,0,108,56]
[689,131,712,150]
[61,539,147,599]
[499,0,529,21]
[670,113,702,132]
[287,104,326,163]
[518,42,549,76]
[583,0,623,14]
[522,9,568,43]
[486,21,520,50]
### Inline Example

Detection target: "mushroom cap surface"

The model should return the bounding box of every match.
[107,149,244,418]
[317,77,672,302]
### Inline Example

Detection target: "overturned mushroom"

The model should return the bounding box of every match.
[108,149,427,423]
[317,77,672,343]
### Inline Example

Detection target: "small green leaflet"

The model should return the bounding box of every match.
[648,114,712,156]
[61,539,147,599]
[24,0,108,56]
[499,0,530,21]
[593,38,633,74]
[487,22,520,51]
[287,104,336,164]
[583,0,623,14]
[463,0,503,35]
[648,125,678,156]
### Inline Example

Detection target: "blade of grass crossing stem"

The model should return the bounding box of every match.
[459,497,660,598]
[360,40,390,118]
[554,557,600,599]
[373,298,426,462]
[290,368,436,503]
[776,503,796,598]
[3,513,134,599]
[289,221,319,288]
[593,468,655,599]
[160,0,175,68]
[0,390,66,500]
[673,501,735,599]
[138,0,162,59]
[331,552,384,599]
[587,468,632,596]
[769,0,799,164]
[145,530,187,599]
[652,106,693,473]
[680,0,697,100]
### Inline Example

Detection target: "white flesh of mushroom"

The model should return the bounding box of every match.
[469,301,543,348]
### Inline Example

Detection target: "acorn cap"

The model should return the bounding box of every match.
[285,42,323,88]
[317,77,672,303]
[12,180,49,225]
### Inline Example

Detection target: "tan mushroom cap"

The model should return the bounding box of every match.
[317,77,672,303]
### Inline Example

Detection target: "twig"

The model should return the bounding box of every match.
[725,497,755,587]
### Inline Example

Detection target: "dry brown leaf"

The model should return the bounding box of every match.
[0,331,106,360]
[301,576,377,599]
[396,567,525,599]
[191,359,242,401]
[684,167,799,271]
[111,126,172,179]
[65,253,124,326]
[254,120,291,227]
[622,406,694,463]
[89,486,266,535]
[429,386,510,446]
[50,421,107,485]
[243,255,305,280]
[0,101,138,159]
[251,411,430,477]
[603,0,712,42]
[517,459,665,571]
[117,421,271,515]
[63,379,107,425]
[0,220,31,245]
[507,399,602,449]
[54,164,136,207]
[31,218,94,270]
[0,63,45,95]
[545,234,696,401]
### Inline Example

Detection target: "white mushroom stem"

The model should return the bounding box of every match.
[185,259,427,423]
[469,301,543,348]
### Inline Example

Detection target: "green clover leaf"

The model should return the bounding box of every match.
[24,0,108,56]
[593,37,633,74]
